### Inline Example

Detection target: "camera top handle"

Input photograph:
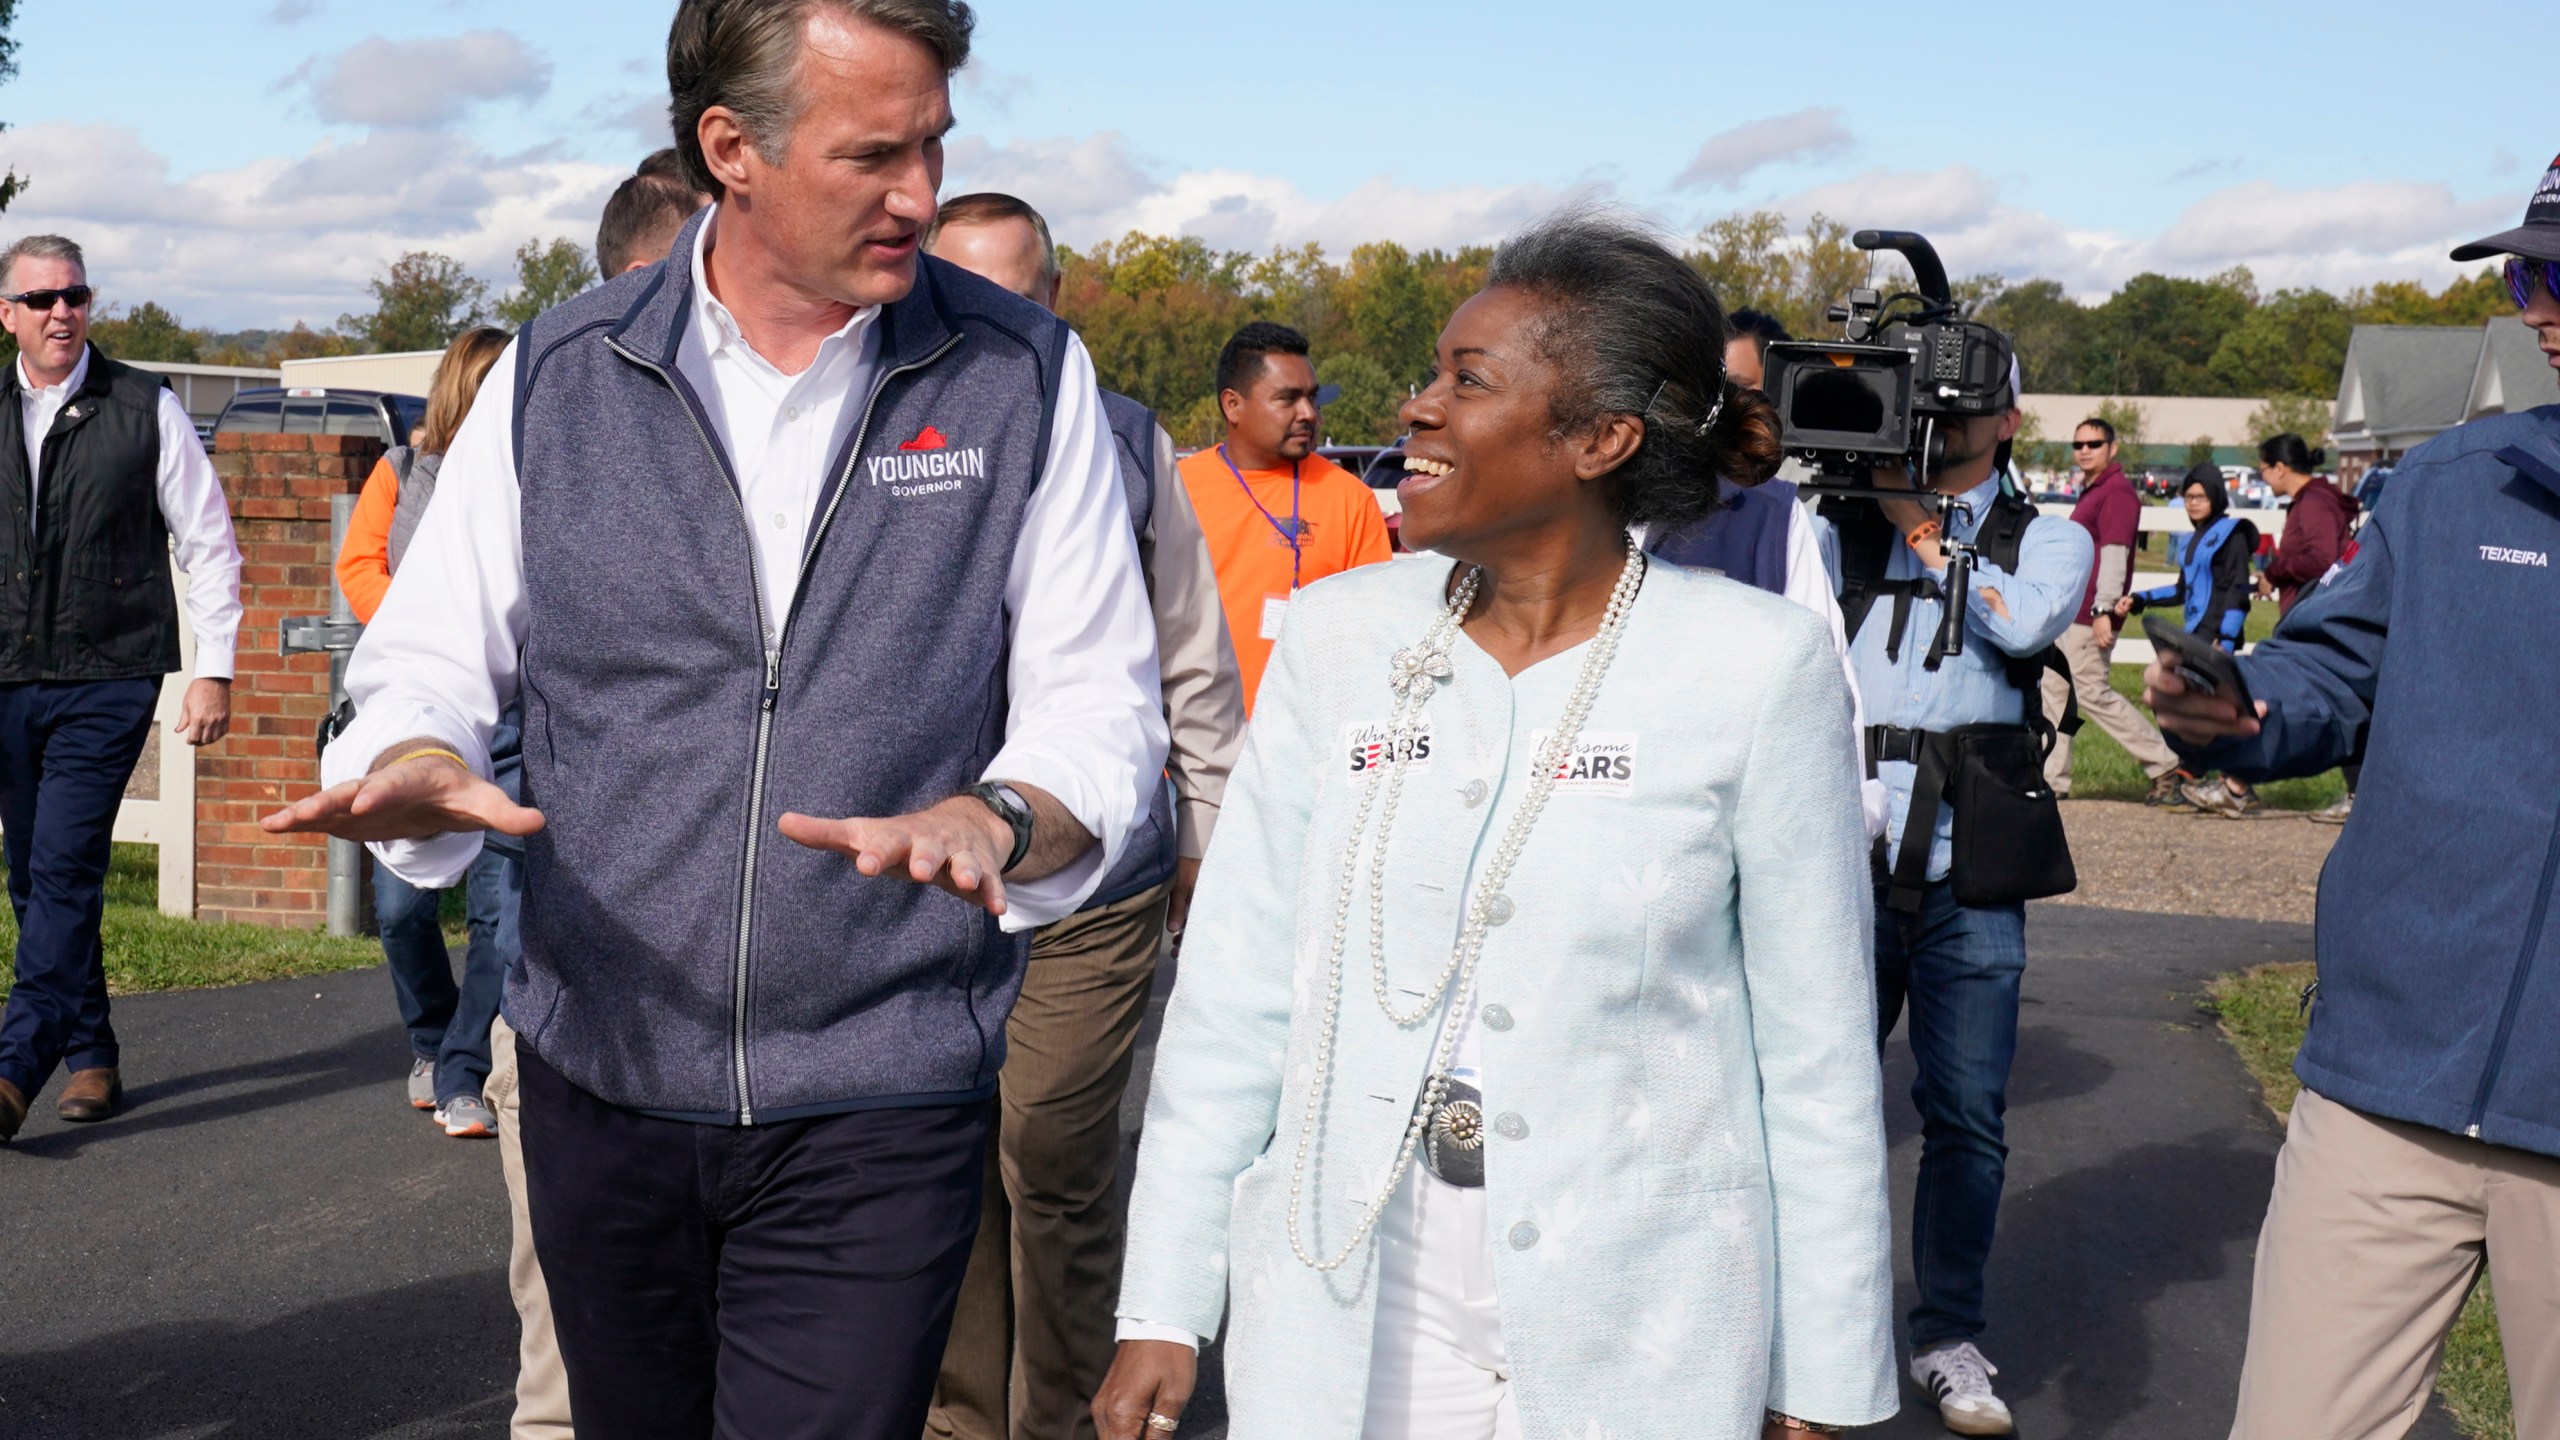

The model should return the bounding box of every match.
[1853,229,1953,309]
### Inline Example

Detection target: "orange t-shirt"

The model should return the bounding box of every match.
[1177,446,1394,711]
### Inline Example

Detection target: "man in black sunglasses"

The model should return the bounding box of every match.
[2149,157,2560,1435]
[0,233,243,1144]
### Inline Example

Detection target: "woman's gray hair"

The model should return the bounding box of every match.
[667,0,975,198]
[1485,208,1782,528]
[2,234,85,291]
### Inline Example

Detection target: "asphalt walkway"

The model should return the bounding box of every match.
[0,904,2467,1438]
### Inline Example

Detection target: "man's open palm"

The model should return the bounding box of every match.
[261,757,546,843]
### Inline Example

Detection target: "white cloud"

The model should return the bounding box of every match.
[944,131,1592,255]
[1675,108,1852,192]
[1754,165,2510,297]
[266,0,321,23]
[0,121,615,328]
[292,31,553,130]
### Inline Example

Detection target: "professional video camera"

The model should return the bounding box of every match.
[1762,229,2018,661]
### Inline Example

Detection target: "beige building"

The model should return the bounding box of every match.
[2018,393,2273,470]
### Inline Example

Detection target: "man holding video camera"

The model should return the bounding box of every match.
[2152,164,2560,1437]
[1798,297,2091,1434]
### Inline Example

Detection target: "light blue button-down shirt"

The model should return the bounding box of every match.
[1817,476,2093,881]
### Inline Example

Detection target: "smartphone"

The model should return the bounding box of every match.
[2142,615,2254,714]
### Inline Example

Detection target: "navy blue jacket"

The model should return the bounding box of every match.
[2179,404,2560,1156]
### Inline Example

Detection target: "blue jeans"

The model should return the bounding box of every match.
[0,679,159,1098]
[1874,880,2027,1352]
[377,843,520,1104]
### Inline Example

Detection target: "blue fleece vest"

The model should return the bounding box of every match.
[1644,479,1798,595]
[504,206,1070,1124]
[1089,389,1178,909]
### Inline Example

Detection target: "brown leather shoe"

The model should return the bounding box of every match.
[0,1078,24,1141]
[56,1068,121,1123]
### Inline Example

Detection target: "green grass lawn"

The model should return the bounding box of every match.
[2067,599,2346,810]
[2205,964,2514,1440]
[0,843,389,1001]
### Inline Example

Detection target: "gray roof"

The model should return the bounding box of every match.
[2334,325,2481,442]
[2466,316,2560,420]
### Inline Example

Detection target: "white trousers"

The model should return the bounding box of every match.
[1361,1165,1525,1440]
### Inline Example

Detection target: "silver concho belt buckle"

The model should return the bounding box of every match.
[1420,1073,1486,1188]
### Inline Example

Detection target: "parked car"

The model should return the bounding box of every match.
[1317,444,1387,478]
[213,387,425,449]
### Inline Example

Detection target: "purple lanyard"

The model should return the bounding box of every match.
[1218,445,1303,591]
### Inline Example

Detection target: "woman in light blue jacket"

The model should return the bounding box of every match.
[1096,213,1895,1440]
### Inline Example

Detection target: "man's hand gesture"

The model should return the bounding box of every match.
[261,746,544,843]
[778,795,1015,917]
[2144,657,2268,743]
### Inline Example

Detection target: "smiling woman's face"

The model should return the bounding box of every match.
[1395,287,1615,559]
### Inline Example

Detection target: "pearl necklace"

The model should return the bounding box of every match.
[1285,538,1648,1272]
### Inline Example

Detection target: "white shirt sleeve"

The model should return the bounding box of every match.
[1780,500,1887,839]
[981,334,1169,930]
[320,345,527,890]
[153,389,243,680]
[1112,1318,1200,1350]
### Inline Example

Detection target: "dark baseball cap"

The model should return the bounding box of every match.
[2451,153,2560,263]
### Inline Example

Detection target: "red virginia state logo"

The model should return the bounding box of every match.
[899,425,949,451]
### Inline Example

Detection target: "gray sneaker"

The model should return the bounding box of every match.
[407,1059,436,1111]
[2182,776,2254,820]
[2307,792,2355,825]
[434,1094,496,1138]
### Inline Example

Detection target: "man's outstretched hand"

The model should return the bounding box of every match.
[779,795,1017,917]
[2144,656,2269,743]
[262,746,545,843]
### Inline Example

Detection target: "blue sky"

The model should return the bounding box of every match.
[2,0,2548,328]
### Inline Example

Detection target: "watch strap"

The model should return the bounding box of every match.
[967,782,1035,873]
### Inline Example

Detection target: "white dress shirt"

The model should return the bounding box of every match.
[17,350,244,678]
[325,208,1167,930]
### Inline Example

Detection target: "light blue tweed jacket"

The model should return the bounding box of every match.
[1121,557,1897,1438]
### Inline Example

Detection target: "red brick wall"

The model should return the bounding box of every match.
[196,432,382,927]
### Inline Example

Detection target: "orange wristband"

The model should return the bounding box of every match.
[1903,520,1941,549]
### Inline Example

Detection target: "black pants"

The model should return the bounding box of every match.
[0,678,158,1099]
[518,1043,991,1440]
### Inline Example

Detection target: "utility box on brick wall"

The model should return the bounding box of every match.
[197,432,382,927]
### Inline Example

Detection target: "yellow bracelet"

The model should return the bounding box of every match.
[389,747,471,772]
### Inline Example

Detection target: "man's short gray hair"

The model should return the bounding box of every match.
[2,234,85,291]
[667,0,974,199]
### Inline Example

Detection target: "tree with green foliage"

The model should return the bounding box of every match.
[2184,435,2218,469]
[497,237,597,328]
[2349,268,2509,328]
[1686,210,1911,342]
[2247,393,2333,449]
[0,2,26,216]
[339,252,489,353]
[90,302,202,363]
[2209,287,2355,397]
[2079,269,2258,396]
[1976,278,2091,394]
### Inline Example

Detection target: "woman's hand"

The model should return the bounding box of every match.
[1093,1340,1196,1439]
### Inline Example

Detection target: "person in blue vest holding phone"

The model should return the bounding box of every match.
[2115,462,2258,817]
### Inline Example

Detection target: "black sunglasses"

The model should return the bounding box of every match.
[2,285,93,311]
[2070,439,2110,450]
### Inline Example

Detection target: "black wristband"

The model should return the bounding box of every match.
[966,782,1035,873]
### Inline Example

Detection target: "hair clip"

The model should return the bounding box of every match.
[1696,380,1728,436]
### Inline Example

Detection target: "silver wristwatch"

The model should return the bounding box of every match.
[966,781,1034,873]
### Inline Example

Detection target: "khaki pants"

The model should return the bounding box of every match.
[929,880,1172,1440]
[2229,1087,2560,1439]
[2041,622,2178,794]
[488,1016,575,1440]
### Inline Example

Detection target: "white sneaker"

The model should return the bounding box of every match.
[1910,1342,2014,1435]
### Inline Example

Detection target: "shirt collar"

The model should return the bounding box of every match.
[17,346,87,401]
[1944,473,2004,538]
[688,203,877,366]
